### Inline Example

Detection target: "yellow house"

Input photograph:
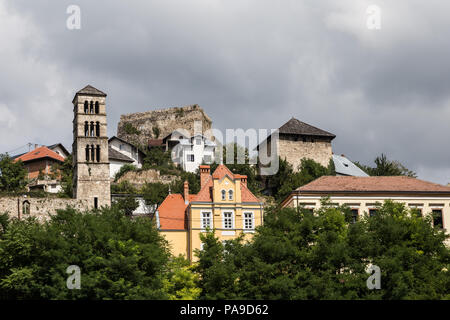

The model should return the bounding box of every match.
[156,165,264,261]
[281,176,449,238]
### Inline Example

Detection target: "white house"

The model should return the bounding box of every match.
[162,131,216,173]
[108,136,145,178]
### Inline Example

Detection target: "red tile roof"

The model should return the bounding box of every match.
[157,194,188,230]
[191,176,213,202]
[212,164,235,180]
[297,176,450,193]
[14,146,65,163]
[241,183,260,202]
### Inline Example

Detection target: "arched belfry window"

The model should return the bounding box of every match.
[95,101,99,114]
[84,101,89,113]
[90,122,95,137]
[90,101,94,114]
[84,121,89,136]
[85,145,90,161]
[23,201,30,215]
[91,144,95,161]
[96,145,100,162]
[96,122,100,137]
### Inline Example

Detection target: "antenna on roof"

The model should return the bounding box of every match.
[27,143,32,152]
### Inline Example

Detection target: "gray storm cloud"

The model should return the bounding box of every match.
[1,0,449,183]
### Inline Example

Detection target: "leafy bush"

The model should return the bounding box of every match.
[0,154,28,192]
[152,126,161,138]
[114,164,137,182]
[123,123,141,135]
[195,201,450,300]
[0,207,172,299]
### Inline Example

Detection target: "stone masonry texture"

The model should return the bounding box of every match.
[117,105,212,147]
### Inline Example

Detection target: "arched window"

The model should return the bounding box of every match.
[91,144,95,161]
[96,122,100,137]
[90,122,95,136]
[95,101,99,114]
[84,101,88,113]
[96,145,100,162]
[221,190,226,201]
[23,201,30,215]
[228,190,233,201]
[85,145,90,161]
[90,101,94,114]
[84,121,89,136]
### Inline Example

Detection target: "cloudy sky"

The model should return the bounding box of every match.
[1,0,450,184]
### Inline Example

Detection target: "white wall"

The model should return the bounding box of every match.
[110,138,142,168]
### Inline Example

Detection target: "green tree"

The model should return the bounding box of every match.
[112,196,139,216]
[163,256,201,300]
[143,147,174,170]
[142,182,170,207]
[0,206,171,299]
[0,154,28,192]
[52,155,73,198]
[355,154,416,177]
[265,157,333,203]
[114,164,137,182]
[195,201,450,300]
[211,143,261,195]
[170,171,201,195]
[152,126,161,138]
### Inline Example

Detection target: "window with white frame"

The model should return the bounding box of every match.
[221,190,226,200]
[228,189,233,200]
[223,212,233,229]
[201,211,212,230]
[244,212,254,230]
[187,154,194,162]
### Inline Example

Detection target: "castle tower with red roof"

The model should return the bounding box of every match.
[72,85,111,208]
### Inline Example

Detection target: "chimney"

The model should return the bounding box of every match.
[199,165,210,188]
[184,180,189,204]
[240,175,247,187]
[34,144,39,150]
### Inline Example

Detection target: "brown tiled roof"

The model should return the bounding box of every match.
[157,194,187,230]
[278,117,335,138]
[108,147,134,162]
[14,146,65,163]
[297,176,450,193]
[148,139,164,147]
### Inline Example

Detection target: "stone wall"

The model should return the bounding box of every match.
[278,137,333,170]
[0,196,91,222]
[117,105,212,146]
[116,169,178,187]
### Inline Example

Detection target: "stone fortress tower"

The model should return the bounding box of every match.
[72,85,111,208]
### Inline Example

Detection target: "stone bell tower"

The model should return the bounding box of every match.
[72,85,110,208]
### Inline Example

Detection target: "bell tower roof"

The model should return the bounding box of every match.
[73,85,107,103]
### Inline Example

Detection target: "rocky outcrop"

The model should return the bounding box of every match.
[117,105,212,147]
[116,169,178,187]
